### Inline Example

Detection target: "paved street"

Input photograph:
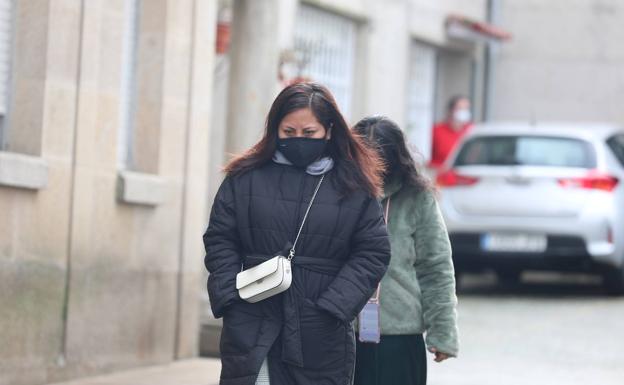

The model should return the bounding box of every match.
[47,359,221,385]
[48,272,624,385]
[429,272,624,385]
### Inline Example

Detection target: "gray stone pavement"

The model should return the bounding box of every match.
[47,359,221,385]
[428,272,624,385]
[48,272,624,385]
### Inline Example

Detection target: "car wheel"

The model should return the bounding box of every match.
[496,269,522,286]
[603,264,624,296]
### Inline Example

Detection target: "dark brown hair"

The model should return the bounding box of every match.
[353,116,431,192]
[225,82,384,197]
[447,95,468,115]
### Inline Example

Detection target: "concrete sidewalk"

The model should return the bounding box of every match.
[47,359,221,385]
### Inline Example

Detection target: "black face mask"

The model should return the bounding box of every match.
[277,137,328,168]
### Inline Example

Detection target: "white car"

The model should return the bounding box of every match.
[437,122,624,294]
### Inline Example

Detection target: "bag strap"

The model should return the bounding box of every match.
[288,174,325,260]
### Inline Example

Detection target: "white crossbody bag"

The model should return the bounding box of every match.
[236,174,325,303]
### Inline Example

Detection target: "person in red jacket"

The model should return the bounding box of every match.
[430,95,473,169]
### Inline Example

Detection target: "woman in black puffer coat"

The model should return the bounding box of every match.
[204,82,391,385]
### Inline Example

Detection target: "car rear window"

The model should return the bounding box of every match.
[606,134,624,167]
[455,136,596,168]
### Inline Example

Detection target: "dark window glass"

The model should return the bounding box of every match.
[455,136,596,168]
[607,134,624,167]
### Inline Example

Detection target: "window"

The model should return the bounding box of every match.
[455,136,596,168]
[115,0,168,205]
[118,0,140,167]
[607,134,624,167]
[0,0,13,148]
[294,5,357,118]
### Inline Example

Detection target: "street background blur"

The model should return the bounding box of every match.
[1,1,623,385]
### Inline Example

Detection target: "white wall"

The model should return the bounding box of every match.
[492,0,624,125]
[408,0,487,45]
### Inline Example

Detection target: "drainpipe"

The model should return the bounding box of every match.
[59,0,86,367]
[483,0,501,122]
[173,0,199,359]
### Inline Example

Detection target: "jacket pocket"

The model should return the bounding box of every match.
[299,298,346,370]
[219,301,262,356]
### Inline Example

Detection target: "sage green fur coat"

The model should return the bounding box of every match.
[377,179,459,356]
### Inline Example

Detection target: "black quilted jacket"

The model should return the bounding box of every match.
[204,161,390,385]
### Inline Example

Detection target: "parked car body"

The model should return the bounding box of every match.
[436,122,624,293]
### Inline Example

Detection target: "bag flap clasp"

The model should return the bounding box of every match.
[236,256,282,289]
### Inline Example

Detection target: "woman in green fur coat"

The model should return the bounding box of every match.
[352,116,459,385]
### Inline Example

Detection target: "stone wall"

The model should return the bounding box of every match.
[0,1,217,384]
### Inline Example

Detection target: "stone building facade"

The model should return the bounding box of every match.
[201,0,497,353]
[3,0,621,384]
[0,1,217,384]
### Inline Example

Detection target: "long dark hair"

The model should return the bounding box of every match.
[225,82,384,197]
[353,116,431,192]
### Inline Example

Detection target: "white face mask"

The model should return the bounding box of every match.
[453,108,472,124]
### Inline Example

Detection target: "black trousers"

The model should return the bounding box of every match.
[354,334,427,385]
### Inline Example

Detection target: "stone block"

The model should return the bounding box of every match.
[0,258,66,385]
[116,170,167,206]
[0,151,48,190]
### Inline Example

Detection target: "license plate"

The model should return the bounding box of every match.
[480,233,547,253]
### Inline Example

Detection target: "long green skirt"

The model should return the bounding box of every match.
[354,334,427,385]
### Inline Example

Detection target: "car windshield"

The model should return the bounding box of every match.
[455,135,596,168]
[606,134,624,167]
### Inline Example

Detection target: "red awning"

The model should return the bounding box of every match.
[446,14,511,43]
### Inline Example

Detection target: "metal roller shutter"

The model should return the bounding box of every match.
[294,5,356,119]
